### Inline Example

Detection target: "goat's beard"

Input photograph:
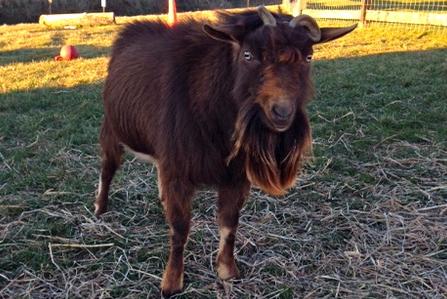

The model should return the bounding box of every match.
[227,101,312,196]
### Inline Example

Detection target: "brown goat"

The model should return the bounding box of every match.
[95,7,356,297]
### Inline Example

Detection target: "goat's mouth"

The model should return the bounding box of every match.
[270,118,293,132]
[261,111,295,133]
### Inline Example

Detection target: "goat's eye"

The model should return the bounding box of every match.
[306,55,313,63]
[243,51,253,62]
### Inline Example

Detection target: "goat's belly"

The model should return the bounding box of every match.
[121,143,164,198]
[122,143,157,164]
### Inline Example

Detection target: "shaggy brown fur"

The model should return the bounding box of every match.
[95,7,356,297]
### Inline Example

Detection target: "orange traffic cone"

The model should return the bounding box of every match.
[167,0,177,27]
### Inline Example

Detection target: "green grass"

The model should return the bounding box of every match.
[1,12,447,298]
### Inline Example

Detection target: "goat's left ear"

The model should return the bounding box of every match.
[203,24,245,45]
[317,24,358,44]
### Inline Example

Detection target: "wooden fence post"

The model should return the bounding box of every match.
[282,0,291,13]
[360,0,369,25]
[294,0,307,16]
[283,0,307,16]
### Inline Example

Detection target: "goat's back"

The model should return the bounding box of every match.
[102,18,238,183]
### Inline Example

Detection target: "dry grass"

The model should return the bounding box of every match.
[1,8,447,299]
[1,145,446,298]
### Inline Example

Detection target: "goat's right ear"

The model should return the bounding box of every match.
[203,24,244,45]
[317,24,357,44]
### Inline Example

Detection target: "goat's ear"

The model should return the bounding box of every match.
[317,24,357,44]
[203,24,245,45]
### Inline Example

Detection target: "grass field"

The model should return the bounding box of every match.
[1,10,447,298]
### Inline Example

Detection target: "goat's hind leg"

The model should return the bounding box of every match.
[94,124,123,217]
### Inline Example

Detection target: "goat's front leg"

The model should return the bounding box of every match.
[216,181,250,280]
[159,176,194,297]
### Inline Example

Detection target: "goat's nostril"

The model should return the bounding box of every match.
[272,104,293,120]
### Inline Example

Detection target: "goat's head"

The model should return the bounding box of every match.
[204,7,357,132]
[204,7,357,195]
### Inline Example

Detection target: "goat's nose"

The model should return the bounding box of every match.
[272,103,293,120]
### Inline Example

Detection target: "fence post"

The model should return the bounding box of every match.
[101,0,106,13]
[360,0,369,26]
[294,0,307,16]
[283,0,306,16]
[48,0,52,14]
[282,0,291,13]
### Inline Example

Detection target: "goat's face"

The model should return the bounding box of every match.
[204,7,357,133]
[235,23,313,132]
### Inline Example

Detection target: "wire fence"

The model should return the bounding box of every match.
[283,0,447,30]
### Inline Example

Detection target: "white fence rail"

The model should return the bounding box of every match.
[282,0,447,27]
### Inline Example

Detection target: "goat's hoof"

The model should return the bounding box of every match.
[161,285,183,298]
[217,261,240,280]
[161,273,183,298]
[161,288,182,298]
[94,203,106,218]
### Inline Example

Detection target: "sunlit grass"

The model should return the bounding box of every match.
[1,12,445,93]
